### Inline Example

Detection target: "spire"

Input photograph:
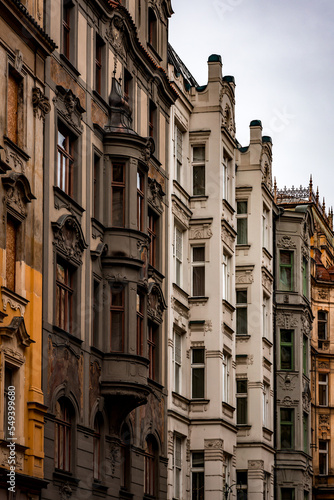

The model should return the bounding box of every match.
[274,177,277,203]
[309,175,313,202]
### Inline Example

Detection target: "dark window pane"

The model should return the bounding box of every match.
[192,471,204,500]
[193,146,205,163]
[193,165,205,196]
[237,380,247,393]
[112,188,124,226]
[237,218,247,244]
[193,266,205,296]
[193,247,205,262]
[111,312,123,351]
[236,290,247,304]
[192,367,204,398]
[113,164,124,182]
[237,201,247,214]
[237,308,247,334]
[280,250,292,265]
[281,330,292,343]
[237,398,247,424]
[281,346,292,370]
[193,349,204,364]
[192,452,204,467]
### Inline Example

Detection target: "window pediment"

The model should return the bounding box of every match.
[52,214,87,264]
[148,177,164,213]
[147,282,166,323]
[0,315,33,348]
[2,172,36,221]
[53,85,85,134]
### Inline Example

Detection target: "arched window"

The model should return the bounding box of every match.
[120,423,131,490]
[93,412,103,480]
[144,435,158,496]
[54,397,74,472]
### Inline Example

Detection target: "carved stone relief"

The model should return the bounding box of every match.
[236,270,254,284]
[148,177,164,213]
[32,87,51,121]
[2,173,35,221]
[53,85,85,134]
[52,214,87,264]
[277,236,296,249]
[276,312,298,329]
[106,15,126,58]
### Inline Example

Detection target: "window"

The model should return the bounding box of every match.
[55,398,74,472]
[7,66,23,145]
[318,310,328,348]
[279,250,293,291]
[93,413,103,480]
[110,285,124,352]
[236,471,247,499]
[262,206,270,250]
[136,292,144,356]
[148,7,157,49]
[174,331,182,394]
[302,257,308,297]
[192,348,205,399]
[144,435,158,496]
[263,383,270,428]
[148,323,158,380]
[148,210,158,268]
[319,440,328,475]
[191,452,204,500]
[280,330,294,370]
[57,123,76,197]
[192,246,205,296]
[281,489,295,500]
[149,100,157,142]
[280,408,294,449]
[56,259,74,332]
[223,454,231,490]
[137,170,144,231]
[236,290,248,335]
[319,373,328,406]
[4,366,14,440]
[120,424,131,490]
[222,253,231,302]
[236,379,247,424]
[303,335,308,375]
[93,154,100,219]
[236,201,248,245]
[223,156,229,201]
[263,472,270,500]
[62,0,74,61]
[95,34,105,95]
[111,162,125,227]
[175,125,183,183]
[222,352,231,404]
[192,146,205,196]
[6,216,18,291]
[174,436,182,499]
[303,413,308,454]
[174,226,183,287]
[124,69,133,106]
[263,295,269,339]
[93,281,100,348]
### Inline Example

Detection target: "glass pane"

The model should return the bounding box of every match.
[111,312,123,351]
[237,380,247,393]
[193,266,205,296]
[237,397,247,424]
[193,246,205,262]
[58,130,66,149]
[193,165,205,195]
[281,330,292,343]
[237,201,247,214]
[111,289,123,307]
[280,250,292,265]
[193,349,204,364]
[280,267,292,290]
[192,367,204,398]
[237,218,247,244]
[193,146,205,163]
[281,424,292,449]
[192,452,204,467]
[281,346,292,369]
[112,187,124,226]
[236,308,247,334]
[192,471,204,500]
[236,290,247,304]
[113,163,124,182]
[319,384,327,405]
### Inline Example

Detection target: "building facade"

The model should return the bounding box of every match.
[42,0,175,499]
[0,0,55,498]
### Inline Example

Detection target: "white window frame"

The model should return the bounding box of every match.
[192,145,205,196]
[173,330,182,394]
[262,204,270,250]
[222,252,231,302]
[174,225,183,287]
[223,155,230,202]
[222,352,231,404]
[174,435,182,499]
[191,245,205,297]
[174,124,183,184]
[263,383,270,428]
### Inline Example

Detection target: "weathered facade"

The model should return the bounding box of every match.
[42,0,175,499]
[274,194,314,500]
[0,0,55,498]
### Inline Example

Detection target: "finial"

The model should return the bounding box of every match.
[309,175,313,201]
[323,197,326,214]
[274,176,277,203]
[316,187,319,204]
[113,59,117,78]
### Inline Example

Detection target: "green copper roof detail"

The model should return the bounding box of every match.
[223,75,235,83]
[250,120,262,127]
[262,136,272,144]
[208,54,222,63]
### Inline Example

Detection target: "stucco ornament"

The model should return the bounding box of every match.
[2,172,36,221]
[107,15,126,58]
[277,235,296,249]
[148,177,164,213]
[52,214,87,265]
[32,87,51,120]
[53,85,85,134]
[59,483,72,500]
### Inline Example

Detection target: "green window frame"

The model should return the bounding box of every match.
[280,329,294,370]
[303,413,308,454]
[279,250,293,291]
[280,408,294,449]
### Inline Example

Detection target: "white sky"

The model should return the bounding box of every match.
[169,0,334,210]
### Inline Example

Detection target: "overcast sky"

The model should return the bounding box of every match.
[169,0,334,211]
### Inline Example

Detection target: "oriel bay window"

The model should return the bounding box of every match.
[279,250,294,291]
[191,348,205,399]
[57,123,75,197]
[192,246,205,297]
[111,162,125,227]
[56,259,74,332]
[280,408,294,449]
[280,329,294,370]
[110,284,124,352]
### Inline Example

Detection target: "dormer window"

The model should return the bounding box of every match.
[148,8,157,49]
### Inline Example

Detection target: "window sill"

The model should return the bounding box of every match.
[236,334,250,341]
[92,89,109,111]
[148,378,164,392]
[53,325,83,346]
[222,401,235,417]
[119,488,133,499]
[172,282,189,299]
[223,299,235,313]
[1,287,30,317]
[222,198,235,214]
[236,244,251,250]
[190,195,208,201]
[53,470,79,486]
[262,426,273,436]
[188,296,208,304]
[173,179,191,200]
[92,480,108,494]
[236,424,251,430]
[59,54,81,77]
[262,337,273,347]
[53,186,85,216]
[262,247,273,260]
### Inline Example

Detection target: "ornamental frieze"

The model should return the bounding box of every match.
[277,235,296,249]
[276,312,298,329]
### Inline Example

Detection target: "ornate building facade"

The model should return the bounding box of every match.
[0,0,55,498]
[41,0,175,498]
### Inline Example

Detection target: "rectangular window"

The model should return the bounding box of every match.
[62,0,73,60]
[222,352,231,404]
[174,226,183,287]
[149,100,157,141]
[111,162,125,227]
[262,206,270,250]
[223,156,229,201]
[222,253,231,302]
[303,335,308,375]
[95,34,105,95]
[191,452,204,500]
[7,67,23,145]
[148,210,158,268]
[280,408,294,449]
[192,146,205,196]
[236,201,248,245]
[302,257,308,297]
[175,125,183,183]
[236,290,248,335]
[263,295,269,339]
[56,260,74,332]
[279,250,293,291]
[136,292,144,355]
[137,170,144,231]
[319,373,328,406]
[236,471,248,499]
[236,379,247,424]
[318,310,328,349]
[55,400,72,472]
[57,123,74,196]
[124,69,133,106]
[174,331,182,394]
[263,472,271,500]
[110,286,124,352]
[280,329,294,370]
[319,440,328,475]
[93,154,100,219]
[303,413,308,454]
[174,436,182,499]
[6,216,18,292]
[192,348,205,399]
[263,383,270,428]
[148,323,158,380]
[281,488,295,500]
[192,246,205,297]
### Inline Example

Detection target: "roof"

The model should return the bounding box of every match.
[168,43,198,89]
